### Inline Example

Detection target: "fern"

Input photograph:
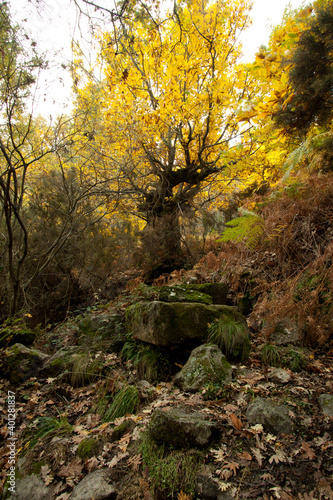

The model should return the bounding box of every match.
[218,210,264,250]
[282,132,333,181]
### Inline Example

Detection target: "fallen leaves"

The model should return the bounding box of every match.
[301,441,316,460]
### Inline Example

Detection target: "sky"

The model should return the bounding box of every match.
[9,0,308,118]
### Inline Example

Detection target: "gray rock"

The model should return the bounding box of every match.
[318,394,333,417]
[267,368,291,385]
[148,407,219,449]
[269,319,302,346]
[8,474,50,500]
[246,397,293,435]
[196,466,219,500]
[173,344,232,392]
[1,343,49,383]
[126,301,246,347]
[70,469,117,500]
[79,313,124,339]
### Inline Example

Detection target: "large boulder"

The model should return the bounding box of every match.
[126,301,246,347]
[0,343,49,383]
[246,397,293,435]
[70,469,117,500]
[148,407,219,449]
[173,344,232,392]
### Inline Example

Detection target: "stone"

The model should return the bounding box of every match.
[79,312,124,338]
[0,343,49,383]
[7,473,51,500]
[173,344,233,392]
[267,367,292,385]
[126,301,246,347]
[269,319,302,346]
[41,346,80,377]
[70,469,117,500]
[184,283,229,305]
[246,397,293,435]
[151,285,213,305]
[318,394,333,417]
[196,466,219,500]
[148,407,219,449]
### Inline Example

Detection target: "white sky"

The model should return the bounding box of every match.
[9,0,308,118]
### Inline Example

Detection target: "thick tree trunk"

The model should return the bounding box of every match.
[141,210,184,281]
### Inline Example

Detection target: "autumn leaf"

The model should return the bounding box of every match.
[261,473,274,482]
[237,451,252,461]
[127,454,142,472]
[217,481,232,492]
[177,492,191,500]
[301,442,316,460]
[41,464,53,485]
[269,449,287,464]
[58,458,83,478]
[251,447,264,466]
[211,447,227,463]
[229,413,243,431]
[107,452,129,468]
[222,462,240,476]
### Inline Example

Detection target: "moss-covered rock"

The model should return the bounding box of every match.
[78,312,125,351]
[126,301,245,347]
[41,346,79,377]
[77,438,103,460]
[148,407,219,449]
[151,285,213,305]
[0,343,49,383]
[41,346,109,386]
[181,283,229,305]
[111,418,136,442]
[173,344,232,392]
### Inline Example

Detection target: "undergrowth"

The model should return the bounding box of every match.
[140,433,202,499]
[104,385,139,422]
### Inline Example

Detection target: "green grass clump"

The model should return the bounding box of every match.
[140,433,202,498]
[104,385,139,422]
[121,340,171,382]
[28,414,73,449]
[261,344,307,372]
[260,343,282,367]
[207,315,250,361]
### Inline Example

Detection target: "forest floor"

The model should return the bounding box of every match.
[0,312,332,500]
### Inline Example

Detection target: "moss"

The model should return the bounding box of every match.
[140,432,202,498]
[77,438,101,460]
[111,419,136,441]
[31,460,46,475]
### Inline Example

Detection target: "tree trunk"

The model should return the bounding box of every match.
[141,209,184,281]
